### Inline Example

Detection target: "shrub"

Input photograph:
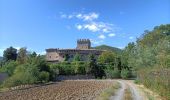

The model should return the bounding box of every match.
[121,69,131,79]
[39,71,49,83]
[0,60,17,76]
[2,64,39,87]
[72,61,86,75]
[49,64,59,81]
[104,68,120,79]
[58,62,74,75]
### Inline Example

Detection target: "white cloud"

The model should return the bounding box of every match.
[76,24,83,30]
[108,33,116,37]
[98,34,106,39]
[84,23,99,32]
[76,14,82,18]
[61,14,67,18]
[68,15,73,19]
[60,12,120,41]
[103,28,109,33]
[61,12,99,21]
[129,36,134,39]
[76,12,99,21]
[77,22,116,34]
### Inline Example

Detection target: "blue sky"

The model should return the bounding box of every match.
[0,0,170,56]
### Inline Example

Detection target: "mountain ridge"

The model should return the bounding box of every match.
[92,45,122,54]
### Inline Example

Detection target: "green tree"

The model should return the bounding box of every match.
[87,54,96,73]
[49,64,59,80]
[73,53,81,61]
[17,47,27,64]
[121,68,131,79]
[3,46,17,61]
[64,54,69,61]
[104,67,120,79]
[98,51,116,64]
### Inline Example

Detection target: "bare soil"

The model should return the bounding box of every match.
[0,80,115,100]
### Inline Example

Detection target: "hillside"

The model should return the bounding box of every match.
[93,45,122,54]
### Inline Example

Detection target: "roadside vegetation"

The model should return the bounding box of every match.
[97,82,120,100]
[123,24,170,99]
[123,87,133,100]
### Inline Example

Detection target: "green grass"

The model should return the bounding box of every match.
[134,79,140,84]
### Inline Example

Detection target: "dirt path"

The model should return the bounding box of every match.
[110,80,148,100]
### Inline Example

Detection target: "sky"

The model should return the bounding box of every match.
[0,0,170,56]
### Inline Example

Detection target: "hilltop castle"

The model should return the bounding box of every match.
[46,39,103,62]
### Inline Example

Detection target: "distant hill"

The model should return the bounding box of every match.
[93,45,122,54]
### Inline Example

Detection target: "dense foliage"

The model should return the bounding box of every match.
[0,50,54,88]
[3,47,17,61]
[122,24,170,99]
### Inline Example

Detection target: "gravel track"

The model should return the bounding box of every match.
[110,80,149,100]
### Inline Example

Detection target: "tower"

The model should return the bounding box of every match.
[76,39,91,49]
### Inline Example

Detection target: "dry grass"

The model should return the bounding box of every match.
[123,87,133,100]
[96,82,120,100]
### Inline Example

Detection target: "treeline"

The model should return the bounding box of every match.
[122,24,170,99]
[0,48,55,88]
[50,51,131,79]
[0,47,130,88]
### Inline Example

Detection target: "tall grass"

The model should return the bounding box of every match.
[137,67,170,100]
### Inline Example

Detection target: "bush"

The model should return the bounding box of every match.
[58,62,74,75]
[104,68,120,79]
[2,64,39,87]
[39,71,49,83]
[0,60,17,76]
[49,64,59,81]
[121,69,131,79]
[71,61,86,75]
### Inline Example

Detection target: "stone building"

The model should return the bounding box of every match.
[46,39,103,62]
